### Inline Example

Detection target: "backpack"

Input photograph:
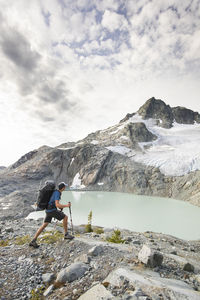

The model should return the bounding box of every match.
[37,180,56,210]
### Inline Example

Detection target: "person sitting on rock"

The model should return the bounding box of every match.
[29,182,74,248]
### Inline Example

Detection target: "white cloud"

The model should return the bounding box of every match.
[102,10,128,32]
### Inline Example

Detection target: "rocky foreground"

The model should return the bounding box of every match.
[1,218,200,300]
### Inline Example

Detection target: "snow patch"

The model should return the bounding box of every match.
[90,140,99,145]
[57,146,75,150]
[110,129,120,135]
[119,135,129,141]
[106,145,136,157]
[70,158,74,166]
[71,172,86,189]
[97,182,104,186]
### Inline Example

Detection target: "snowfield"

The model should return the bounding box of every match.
[107,114,200,177]
[130,115,200,176]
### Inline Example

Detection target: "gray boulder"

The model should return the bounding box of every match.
[74,253,91,264]
[42,273,55,283]
[138,244,163,268]
[56,262,89,283]
[88,245,104,256]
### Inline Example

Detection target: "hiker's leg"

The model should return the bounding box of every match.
[33,222,48,240]
[63,216,68,234]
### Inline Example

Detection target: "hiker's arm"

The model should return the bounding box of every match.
[55,200,71,209]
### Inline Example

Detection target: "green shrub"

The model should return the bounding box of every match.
[85,210,93,233]
[106,230,125,244]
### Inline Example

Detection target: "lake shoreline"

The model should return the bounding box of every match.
[26,191,200,241]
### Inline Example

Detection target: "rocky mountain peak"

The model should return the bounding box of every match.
[172,106,200,124]
[137,97,174,128]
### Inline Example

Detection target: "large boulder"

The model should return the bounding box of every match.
[103,267,200,300]
[138,245,163,268]
[56,262,89,283]
[88,245,104,256]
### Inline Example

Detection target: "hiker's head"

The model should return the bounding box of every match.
[58,182,68,191]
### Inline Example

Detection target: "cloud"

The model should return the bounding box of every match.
[102,10,128,32]
[0,28,41,72]
[0,11,77,122]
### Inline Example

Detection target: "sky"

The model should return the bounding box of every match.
[0,0,200,166]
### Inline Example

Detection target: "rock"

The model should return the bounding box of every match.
[74,254,91,264]
[5,227,14,233]
[132,240,141,245]
[104,267,200,300]
[77,283,113,299]
[43,284,54,297]
[121,122,157,145]
[138,245,163,268]
[88,245,104,256]
[56,263,89,283]
[195,275,200,283]
[42,273,55,283]
[172,106,200,124]
[183,263,195,273]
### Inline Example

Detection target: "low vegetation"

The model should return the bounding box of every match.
[106,229,125,244]
[15,235,31,245]
[39,230,63,244]
[0,239,9,247]
[85,210,93,233]
[30,286,45,300]
[94,227,104,234]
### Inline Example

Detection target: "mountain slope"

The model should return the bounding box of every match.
[1,97,200,220]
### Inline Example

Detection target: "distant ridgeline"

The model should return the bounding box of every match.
[1,97,200,220]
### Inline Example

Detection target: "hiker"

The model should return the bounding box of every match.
[29,182,74,248]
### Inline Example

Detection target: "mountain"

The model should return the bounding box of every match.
[1,97,200,220]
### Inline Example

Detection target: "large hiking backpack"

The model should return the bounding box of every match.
[37,180,56,210]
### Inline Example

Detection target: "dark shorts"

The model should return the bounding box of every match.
[44,210,66,223]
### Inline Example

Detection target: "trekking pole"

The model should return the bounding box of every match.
[68,202,74,235]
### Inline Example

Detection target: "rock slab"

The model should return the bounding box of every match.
[138,244,163,267]
[78,283,113,300]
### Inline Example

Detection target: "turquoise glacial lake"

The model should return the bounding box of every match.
[27,191,200,240]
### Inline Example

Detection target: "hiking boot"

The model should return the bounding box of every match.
[64,233,74,240]
[29,239,39,248]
